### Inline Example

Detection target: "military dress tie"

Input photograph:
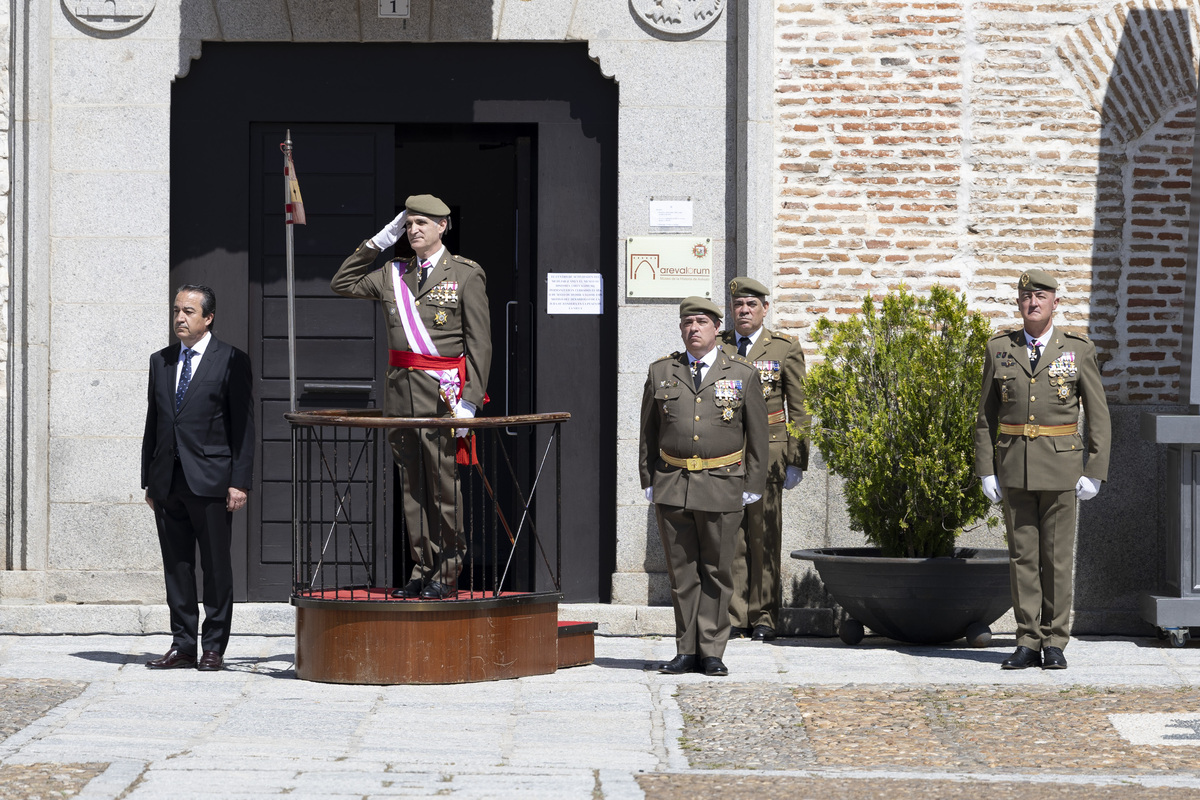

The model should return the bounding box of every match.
[737,336,750,357]
[175,348,194,411]
[418,259,432,290]
[691,360,704,391]
[1029,342,1043,371]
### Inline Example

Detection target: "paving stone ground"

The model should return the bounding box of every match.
[0,679,105,800]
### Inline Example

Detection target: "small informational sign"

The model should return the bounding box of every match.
[546,273,604,315]
[649,200,693,228]
[626,236,713,299]
[378,0,410,17]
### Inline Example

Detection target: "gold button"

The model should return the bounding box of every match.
[1030,378,1036,384]
[415,300,420,306]
[408,367,415,372]
[1030,395,1036,402]
[1029,415,1035,421]
[696,397,702,404]
[695,415,700,421]
[693,435,699,441]
[1071,445,1076,450]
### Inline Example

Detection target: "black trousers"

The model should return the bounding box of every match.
[153,462,234,655]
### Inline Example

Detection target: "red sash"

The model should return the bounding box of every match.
[388,349,480,466]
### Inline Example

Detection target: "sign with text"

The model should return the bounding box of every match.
[649,200,693,228]
[378,0,410,17]
[626,236,713,299]
[546,273,604,315]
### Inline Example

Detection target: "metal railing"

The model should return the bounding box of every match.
[285,409,569,603]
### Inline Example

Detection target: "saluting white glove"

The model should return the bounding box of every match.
[453,400,475,439]
[369,210,409,251]
[981,475,1003,503]
[783,466,804,490]
[742,492,762,507]
[644,487,654,503]
[1075,476,1101,500]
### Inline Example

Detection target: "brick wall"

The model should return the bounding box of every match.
[774,0,1196,405]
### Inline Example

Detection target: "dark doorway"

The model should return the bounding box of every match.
[171,42,617,602]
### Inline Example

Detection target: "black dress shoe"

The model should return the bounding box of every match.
[146,647,196,669]
[751,625,777,642]
[702,657,729,677]
[658,654,697,674]
[1001,645,1042,670]
[391,579,423,599]
[419,580,456,600]
[1041,646,1068,670]
[728,626,751,640]
[196,651,224,672]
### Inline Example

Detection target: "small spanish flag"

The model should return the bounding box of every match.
[285,151,306,225]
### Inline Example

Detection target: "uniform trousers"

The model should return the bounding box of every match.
[389,426,465,586]
[729,479,783,630]
[656,503,740,659]
[1002,486,1077,650]
[154,461,234,656]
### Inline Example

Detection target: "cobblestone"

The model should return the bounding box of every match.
[0,679,87,743]
[0,679,105,799]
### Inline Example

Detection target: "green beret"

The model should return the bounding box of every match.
[729,277,770,299]
[1018,269,1058,292]
[678,296,722,321]
[405,194,451,218]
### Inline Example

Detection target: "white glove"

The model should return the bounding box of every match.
[369,210,409,251]
[981,475,1003,503]
[453,400,475,439]
[742,492,762,507]
[644,487,654,503]
[1075,476,1101,500]
[783,466,804,490]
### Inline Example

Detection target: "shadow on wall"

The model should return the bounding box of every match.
[1078,6,1194,631]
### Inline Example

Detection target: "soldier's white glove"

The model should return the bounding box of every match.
[742,492,762,507]
[981,475,1003,503]
[369,210,409,251]
[783,466,804,490]
[644,487,654,503]
[1075,476,1101,500]
[453,400,475,439]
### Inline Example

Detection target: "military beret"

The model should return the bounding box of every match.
[405,194,451,218]
[678,296,722,321]
[729,277,770,299]
[1018,268,1058,292]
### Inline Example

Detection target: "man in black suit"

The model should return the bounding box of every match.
[141,285,255,672]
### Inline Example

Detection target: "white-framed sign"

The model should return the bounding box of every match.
[626,236,713,299]
[379,0,410,18]
[546,273,604,315]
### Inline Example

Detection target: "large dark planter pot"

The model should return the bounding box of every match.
[791,547,1012,645]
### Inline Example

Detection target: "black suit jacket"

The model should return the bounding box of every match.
[141,335,255,502]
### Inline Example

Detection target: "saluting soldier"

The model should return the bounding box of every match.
[719,277,809,642]
[640,297,768,677]
[975,268,1110,670]
[332,195,492,600]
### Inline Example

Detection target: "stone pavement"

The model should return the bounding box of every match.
[1,632,1199,799]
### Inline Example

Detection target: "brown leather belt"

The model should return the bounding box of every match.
[768,410,786,425]
[998,422,1077,439]
[660,449,743,471]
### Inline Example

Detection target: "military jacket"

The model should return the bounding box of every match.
[720,327,809,481]
[974,327,1110,491]
[331,240,492,417]
[639,350,768,513]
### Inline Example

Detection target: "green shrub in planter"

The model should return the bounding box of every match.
[800,285,993,558]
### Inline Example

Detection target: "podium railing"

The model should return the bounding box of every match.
[284,409,569,603]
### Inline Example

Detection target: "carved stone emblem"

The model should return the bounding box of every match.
[630,0,725,35]
[65,1,155,33]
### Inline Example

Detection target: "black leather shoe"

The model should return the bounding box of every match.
[391,579,423,599]
[702,657,729,677]
[146,647,196,669]
[196,651,224,672]
[419,580,456,600]
[1001,645,1042,670]
[751,625,777,642]
[658,654,697,675]
[1041,646,1068,670]
[728,626,751,640]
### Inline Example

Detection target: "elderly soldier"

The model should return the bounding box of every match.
[332,195,492,600]
[975,269,1110,670]
[640,297,768,677]
[719,277,809,642]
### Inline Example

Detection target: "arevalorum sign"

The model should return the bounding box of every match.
[626,236,714,300]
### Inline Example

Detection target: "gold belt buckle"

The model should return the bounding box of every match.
[686,457,704,471]
[1025,424,1040,439]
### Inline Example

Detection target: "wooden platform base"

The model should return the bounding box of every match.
[293,592,561,684]
[557,621,597,668]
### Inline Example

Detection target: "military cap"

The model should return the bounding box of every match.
[405,194,451,218]
[729,277,770,299]
[679,296,722,321]
[1018,268,1058,292]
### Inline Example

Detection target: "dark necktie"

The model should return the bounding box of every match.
[175,348,194,411]
[418,259,432,289]
[738,336,750,357]
[691,360,704,391]
[1029,342,1042,370]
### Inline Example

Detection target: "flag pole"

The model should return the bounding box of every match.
[283,130,298,412]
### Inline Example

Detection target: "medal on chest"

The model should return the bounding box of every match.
[714,379,743,421]
[433,308,448,327]
[1047,352,1076,378]
[754,360,781,398]
[428,280,459,306]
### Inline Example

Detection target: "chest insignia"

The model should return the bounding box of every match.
[433,308,448,327]
[714,380,743,416]
[1047,352,1076,378]
[658,379,678,389]
[429,280,460,305]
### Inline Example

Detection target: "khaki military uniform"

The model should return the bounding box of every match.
[719,327,809,631]
[332,241,492,585]
[974,328,1110,650]
[639,350,768,659]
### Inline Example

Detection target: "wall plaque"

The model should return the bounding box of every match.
[66,1,155,33]
[630,0,725,35]
[627,236,713,300]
